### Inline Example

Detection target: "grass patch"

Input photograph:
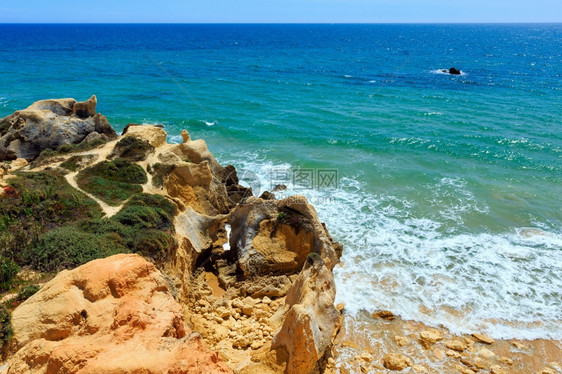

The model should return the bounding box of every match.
[0,172,103,264]
[110,136,154,161]
[76,158,147,206]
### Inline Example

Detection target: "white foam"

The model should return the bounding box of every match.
[216,153,562,340]
[223,224,231,251]
[168,134,183,144]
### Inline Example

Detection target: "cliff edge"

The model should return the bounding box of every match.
[0,97,344,374]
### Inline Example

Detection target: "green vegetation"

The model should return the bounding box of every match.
[0,256,19,292]
[0,172,103,265]
[76,158,147,205]
[31,138,106,168]
[60,154,97,172]
[306,252,323,265]
[80,193,177,258]
[1,165,176,295]
[0,121,11,137]
[16,284,40,302]
[276,208,312,233]
[30,227,124,272]
[111,136,154,161]
[0,304,13,346]
[147,163,175,187]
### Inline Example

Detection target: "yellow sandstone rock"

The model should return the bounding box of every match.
[490,364,508,374]
[471,333,495,345]
[419,329,444,348]
[394,336,409,346]
[445,339,467,352]
[382,353,412,371]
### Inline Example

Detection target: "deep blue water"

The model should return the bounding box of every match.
[1,24,561,339]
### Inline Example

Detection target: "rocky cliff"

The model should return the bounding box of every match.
[0,97,344,373]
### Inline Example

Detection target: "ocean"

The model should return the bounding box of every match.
[1,23,561,340]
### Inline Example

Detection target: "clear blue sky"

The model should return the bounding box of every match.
[1,0,561,23]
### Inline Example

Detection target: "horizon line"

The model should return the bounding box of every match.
[1,21,561,25]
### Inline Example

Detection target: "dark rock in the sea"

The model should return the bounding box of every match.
[0,97,117,161]
[449,67,461,75]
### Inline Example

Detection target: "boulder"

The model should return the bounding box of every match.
[0,97,117,161]
[382,353,412,370]
[227,196,343,277]
[471,333,495,345]
[449,67,461,75]
[419,329,443,348]
[445,339,466,352]
[272,256,341,374]
[6,254,231,374]
[123,124,167,148]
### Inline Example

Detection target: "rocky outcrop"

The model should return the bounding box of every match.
[0,95,345,374]
[0,96,117,161]
[6,254,231,374]
[272,256,341,374]
[449,67,461,75]
[228,195,343,277]
[71,95,97,119]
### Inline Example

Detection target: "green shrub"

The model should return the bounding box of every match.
[60,154,97,172]
[16,284,40,302]
[76,159,147,205]
[126,193,177,218]
[132,229,176,258]
[29,226,125,272]
[77,194,177,258]
[78,218,132,237]
[147,163,175,188]
[0,172,102,263]
[114,194,175,230]
[31,139,106,168]
[111,137,154,161]
[0,304,13,345]
[0,256,19,292]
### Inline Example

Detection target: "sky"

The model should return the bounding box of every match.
[0,0,561,23]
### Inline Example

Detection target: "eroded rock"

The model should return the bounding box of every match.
[382,353,412,370]
[0,96,116,161]
[6,254,231,374]
[419,329,443,348]
[272,257,341,374]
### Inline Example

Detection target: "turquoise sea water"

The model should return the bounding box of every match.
[1,24,561,339]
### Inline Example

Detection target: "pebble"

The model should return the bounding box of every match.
[490,365,508,374]
[471,333,495,345]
